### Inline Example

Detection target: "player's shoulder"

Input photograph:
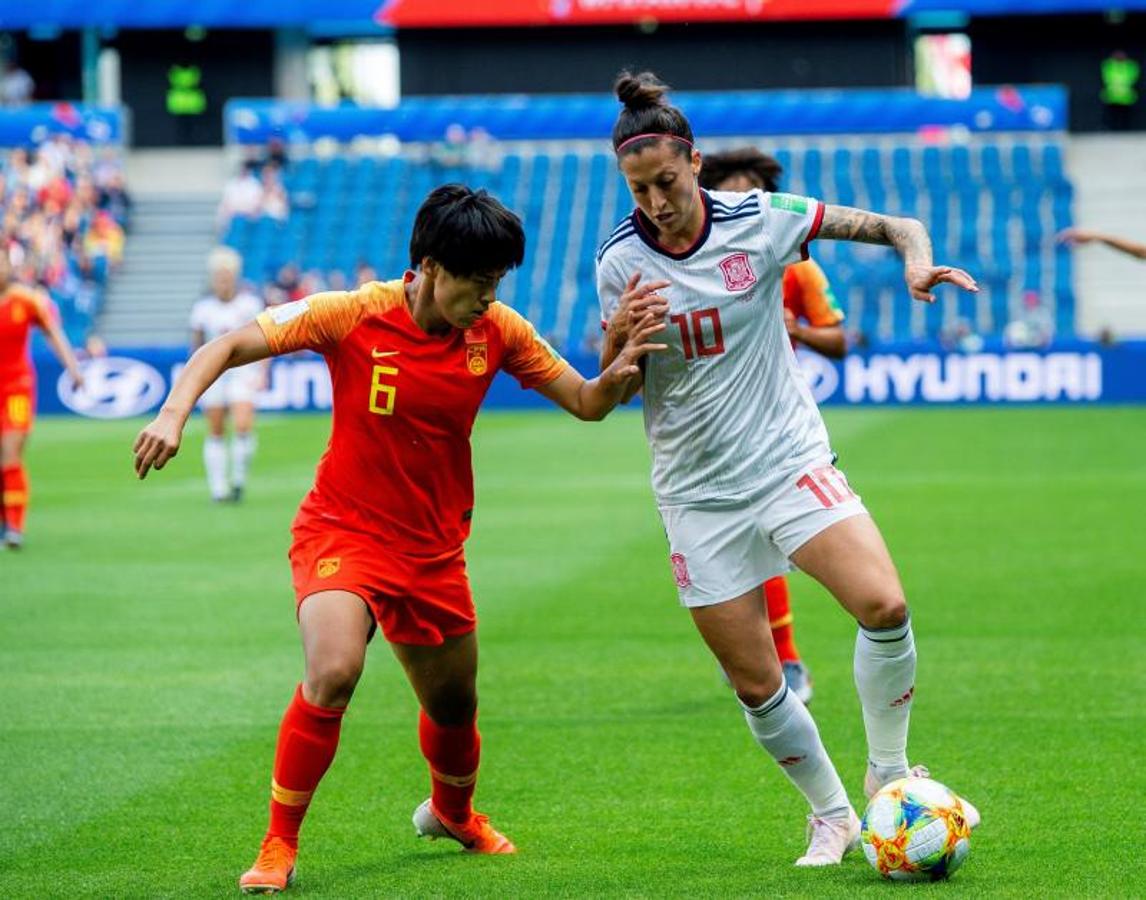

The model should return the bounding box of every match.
[356,279,407,315]
[709,188,765,226]
[595,213,639,265]
[483,300,528,335]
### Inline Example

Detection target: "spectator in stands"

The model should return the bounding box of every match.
[83,211,125,272]
[217,161,263,230]
[259,163,290,222]
[432,123,468,169]
[354,261,377,286]
[1,59,34,107]
[1057,226,1146,260]
[1003,290,1053,349]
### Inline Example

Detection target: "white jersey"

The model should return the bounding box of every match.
[597,189,833,508]
[189,291,263,344]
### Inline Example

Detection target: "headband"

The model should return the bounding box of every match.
[616,133,694,153]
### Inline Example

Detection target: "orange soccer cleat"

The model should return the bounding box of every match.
[412,799,516,854]
[239,836,298,894]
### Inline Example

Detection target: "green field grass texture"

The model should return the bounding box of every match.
[2,407,1144,898]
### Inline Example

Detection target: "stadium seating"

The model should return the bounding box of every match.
[223,136,1074,350]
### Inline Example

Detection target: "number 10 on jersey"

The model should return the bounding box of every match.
[670,307,725,360]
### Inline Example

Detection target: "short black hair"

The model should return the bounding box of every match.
[409,184,525,277]
[699,148,783,193]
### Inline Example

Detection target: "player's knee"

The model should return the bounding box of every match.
[862,589,908,630]
[422,687,478,727]
[732,670,786,709]
[305,656,364,707]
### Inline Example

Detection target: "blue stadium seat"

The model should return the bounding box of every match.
[226,133,1076,347]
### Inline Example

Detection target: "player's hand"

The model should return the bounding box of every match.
[609,272,671,346]
[69,370,85,391]
[1055,227,1096,246]
[783,307,799,337]
[905,264,978,303]
[133,412,183,480]
[609,309,669,379]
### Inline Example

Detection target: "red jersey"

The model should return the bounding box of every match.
[0,284,54,387]
[782,258,844,349]
[257,279,568,554]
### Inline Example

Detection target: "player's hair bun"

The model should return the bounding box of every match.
[614,71,670,112]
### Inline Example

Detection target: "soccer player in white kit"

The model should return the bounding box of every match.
[189,247,265,502]
[597,72,981,866]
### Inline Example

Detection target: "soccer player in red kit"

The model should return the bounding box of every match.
[0,252,85,549]
[699,148,848,704]
[133,185,667,894]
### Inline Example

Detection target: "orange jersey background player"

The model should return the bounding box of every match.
[0,253,84,549]
[700,146,849,704]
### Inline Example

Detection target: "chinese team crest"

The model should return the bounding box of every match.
[316,557,341,579]
[464,325,488,375]
[670,552,692,588]
[719,252,756,292]
[466,344,488,375]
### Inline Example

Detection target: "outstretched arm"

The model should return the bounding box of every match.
[39,315,84,389]
[133,322,272,479]
[818,204,978,301]
[539,306,668,420]
[1057,227,1146,261]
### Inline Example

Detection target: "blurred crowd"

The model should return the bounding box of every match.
[217,139,292,232]
[1,133,130,349]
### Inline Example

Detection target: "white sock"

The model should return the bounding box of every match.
[854,617,915,779]
[204,436,229,500]
[230,432,257,489]
[741,684,851,817]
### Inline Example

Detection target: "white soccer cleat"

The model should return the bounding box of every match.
[864,763,981,830]
[794,808,861,867]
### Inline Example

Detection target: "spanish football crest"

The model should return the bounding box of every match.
[464,325,488,375]
[719,252,756,292]
[670,552,692,588]
[316,557,341,578]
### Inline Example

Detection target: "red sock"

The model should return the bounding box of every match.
[1,463,28,533]
[764,576,801,664]
[419,709,480,824]
[266,684,346,847]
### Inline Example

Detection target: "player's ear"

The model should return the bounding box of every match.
[421,256,439,281]
[691,148,703,179]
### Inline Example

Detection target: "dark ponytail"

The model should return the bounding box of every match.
[612,70,694,158]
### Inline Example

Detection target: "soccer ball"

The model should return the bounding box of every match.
[860,776,972,881]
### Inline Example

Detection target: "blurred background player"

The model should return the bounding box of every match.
[133,185,666,894]
[699,147,849,705]
[1057,226,1146,261]
[189,247,265,502]
[0,252,84,549]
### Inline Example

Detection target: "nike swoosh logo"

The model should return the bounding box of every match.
[371,349,400,358]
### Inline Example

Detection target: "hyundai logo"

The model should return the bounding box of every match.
[58,357,167,419]
[796,350,840,404]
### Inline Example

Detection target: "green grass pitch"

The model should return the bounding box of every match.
[2,406,1144,898]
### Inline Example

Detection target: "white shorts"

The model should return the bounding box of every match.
[659,456,868,608]
[199,365,263,409]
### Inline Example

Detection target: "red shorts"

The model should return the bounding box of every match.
[0,380,34,433]
[288,524,475,646]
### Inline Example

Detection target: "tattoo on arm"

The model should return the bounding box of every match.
[819,204,933,266]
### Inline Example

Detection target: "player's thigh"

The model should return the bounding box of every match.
[391,632,478,726]
[298,589,374,704]
[230,400,256,433]
[789,513,907,629]
[690,586,783,706]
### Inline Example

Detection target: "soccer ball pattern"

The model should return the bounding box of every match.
[861,777,971,881]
